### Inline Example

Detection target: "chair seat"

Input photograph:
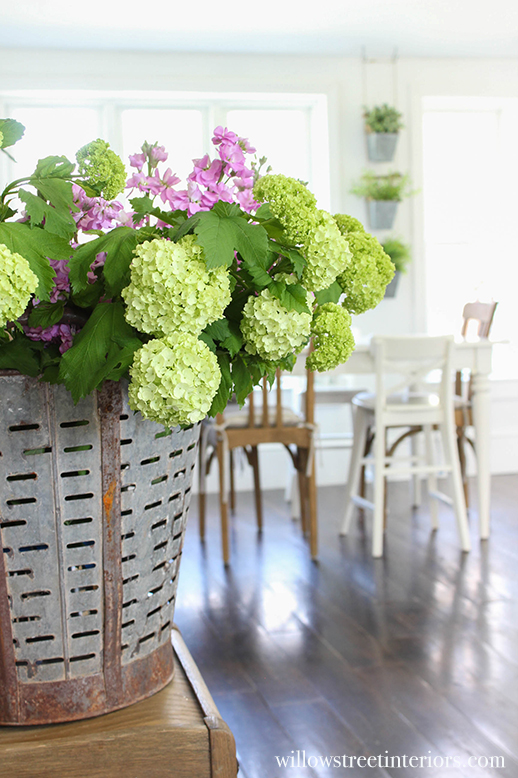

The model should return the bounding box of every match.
[219,405,304,430]
[353,390,442,413]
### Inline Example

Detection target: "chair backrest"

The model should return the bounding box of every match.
[461,301,498,339]
[371,334,455,412]
[456,300,498,398]
[246,369,314,429]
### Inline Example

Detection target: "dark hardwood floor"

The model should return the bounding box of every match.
[175,475,518,778]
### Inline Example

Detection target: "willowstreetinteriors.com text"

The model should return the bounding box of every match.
[275,750,505,770]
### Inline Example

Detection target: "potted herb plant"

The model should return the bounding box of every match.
[0,120,394,725]
[351,170,414,230]
[381,237,411,296]
[363,104,404,162]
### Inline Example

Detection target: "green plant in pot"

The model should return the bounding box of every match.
[381,237,411,297]
[363,104,404,162]
[351,170,414,230]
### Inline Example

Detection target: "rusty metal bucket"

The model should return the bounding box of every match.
[0,372,199,725]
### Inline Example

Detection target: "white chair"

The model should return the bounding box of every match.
[340,335,471,557]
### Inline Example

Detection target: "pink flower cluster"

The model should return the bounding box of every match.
[125,127,260,216]
[72,184,131,231]
[49,259,70,303]
[24,323,76,354]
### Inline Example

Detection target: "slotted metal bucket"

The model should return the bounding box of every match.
[0,371,200,725]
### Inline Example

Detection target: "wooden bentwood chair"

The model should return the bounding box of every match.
[198,369,318,565]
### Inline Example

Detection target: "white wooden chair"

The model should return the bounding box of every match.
[340,335,471,557]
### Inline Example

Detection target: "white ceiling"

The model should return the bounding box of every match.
[1,0,517,58]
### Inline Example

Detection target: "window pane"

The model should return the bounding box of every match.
[226,109,310,185]
[3,106,100,179]
[121,109,204,182]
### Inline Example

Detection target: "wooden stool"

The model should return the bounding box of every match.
[0,626,238,778]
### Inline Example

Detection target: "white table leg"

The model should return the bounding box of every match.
[471,370,491,539]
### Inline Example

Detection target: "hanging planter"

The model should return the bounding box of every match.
[0,373,200,725]
[384,271,400,297]
[368,200,398,230]
[366,133,399,163]
[363,104,403,163]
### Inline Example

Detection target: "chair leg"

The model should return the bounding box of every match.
[441,417,471,553]
[307,453,318,560]
[229,449,236,514]
[297,452,309,537]
[198,428,207,541]
[249,445,263,532]
[372,422,386,558]
[424,424,439,531]
[410,429,422,508]
[456,427,470,508]
[217,436,230,565]
[340,408,370,535]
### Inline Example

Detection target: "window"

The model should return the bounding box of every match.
[422,97,518,379]
[0,91,329,206]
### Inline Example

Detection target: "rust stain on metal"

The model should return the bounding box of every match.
[103,479,117,542]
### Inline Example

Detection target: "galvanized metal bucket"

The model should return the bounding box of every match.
[366,132,399,162]
[368,200,398,230]
[0,372,199,725]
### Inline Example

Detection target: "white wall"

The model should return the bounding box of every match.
[1,48,517,486]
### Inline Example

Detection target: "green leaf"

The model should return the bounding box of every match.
[0,222,56,301]
[58,301,136,402]
[204,319,244,357]
[102,337,142,382]
[195,208,269,271]
[254,203,274,221]
[32,156,75,179]
[199,331,216,353]
[30,176,77,213]
[232,357,253,405]
[0,336,41,377]
[209,352,232,416]
[0,119,25,149]
[19,188,77,240]
[268,240,306,277]
[171,212,200,242]
[27,301,65,329]
[269,280,310,315]
[69,227,141,296]
[71,280,104,309]
[314,281,343,305]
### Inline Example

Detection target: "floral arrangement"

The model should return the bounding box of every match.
[363,104,404,134]
[0,118,394,428]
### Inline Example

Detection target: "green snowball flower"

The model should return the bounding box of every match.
[301,210,352,292]
[336,231,395,315]
[240,288,312,362]
[128,333,221,428]
[0,244,39,328]
[253,174,317,244]
[122,235,231,338]
[306,303,355,372]
[76,138,126,199]
[333,213,366,235]
[0,130,3,148]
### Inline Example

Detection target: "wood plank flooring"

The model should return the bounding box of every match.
[175,475,518,778]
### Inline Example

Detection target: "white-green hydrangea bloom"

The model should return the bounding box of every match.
[335,230,394,315]
[122,235,231,338]
[301,210,352,292]
[253,174,317,244]
[0,244,39,328]
[240,288,311,362]
[128,333,221,428]
[0,130,3,148]
[333,213,366,235]
[306,303,355,372]
[75,138,126,199]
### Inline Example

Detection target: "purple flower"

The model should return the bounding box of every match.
[212,126,238,146]
[49,259,71,303]
[24,323,77,354]
[149,145,168,163]
[189,156,224,188]
[87,252,107,284]
[129,152,147,171]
